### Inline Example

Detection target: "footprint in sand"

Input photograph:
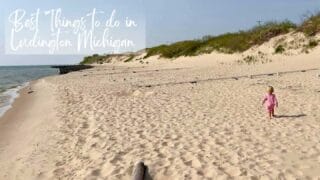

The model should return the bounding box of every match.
[91,169,101,176]
[132,90,142,96]
[145,91,154,97]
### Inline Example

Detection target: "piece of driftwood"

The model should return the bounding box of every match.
[132,161,146,180]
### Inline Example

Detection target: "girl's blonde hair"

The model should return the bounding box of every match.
[267,86,274,94]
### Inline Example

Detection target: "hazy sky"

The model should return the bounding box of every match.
[0,0,319,65]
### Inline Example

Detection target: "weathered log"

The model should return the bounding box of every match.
[132,161,146,180]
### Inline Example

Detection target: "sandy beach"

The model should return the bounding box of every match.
[0,46,319,179]
[2,0,320,179]
[0,79,59,179]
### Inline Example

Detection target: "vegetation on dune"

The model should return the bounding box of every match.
[302,39,319,54]
[124,54,135,62]
[144,13,320,59]
[237,51,271,65]
[240,55,258,65]
[308,40,319,48]
[80,54,136,64]
[80,54,106,65]
[80,13,320,64]
[275,45,285,54]
[298,12,320,36]
[144,21,296,58]
[144,41,204,59]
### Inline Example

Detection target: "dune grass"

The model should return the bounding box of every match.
[80,13,320,64]
[298,12,320,36]
[144,21,296,58]
[124,54,135,62]
[275,45,285,54]
[80,54,106,65]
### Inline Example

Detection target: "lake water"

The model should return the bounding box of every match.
[0,66,58,117]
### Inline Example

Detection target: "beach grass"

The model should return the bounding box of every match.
[275,45,285,54]
[80,54,106,65]
[298,12,320,36]
[144,21,296,58]
[80,13,320,64]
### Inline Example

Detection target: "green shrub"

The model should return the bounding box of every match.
[124,55,135,62]
[80,54,105,64]
[308,40,318,48]
[80,54,121,64]
[240,55,258,64]
[275,45,285,54]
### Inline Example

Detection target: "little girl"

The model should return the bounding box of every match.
[262,86,278,119]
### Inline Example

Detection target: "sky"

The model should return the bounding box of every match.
[0,0,319,66]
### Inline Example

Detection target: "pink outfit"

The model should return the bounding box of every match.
[263,94,278,112]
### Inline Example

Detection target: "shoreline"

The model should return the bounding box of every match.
[0,82,30,118]
[0,78,59,179]
[0,65,60,119]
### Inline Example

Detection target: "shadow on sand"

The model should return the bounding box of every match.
[275,114,307,119]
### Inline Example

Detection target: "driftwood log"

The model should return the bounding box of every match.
[132,161,147,180]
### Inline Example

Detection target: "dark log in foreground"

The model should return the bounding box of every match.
[132,161,146,180]
[51,65,93,74]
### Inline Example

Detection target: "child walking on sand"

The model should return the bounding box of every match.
[262,86,278,119]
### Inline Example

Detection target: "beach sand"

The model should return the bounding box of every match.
[0,79,59,179]
[0,49,320,179]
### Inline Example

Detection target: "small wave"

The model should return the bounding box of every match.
[0,82,29,118]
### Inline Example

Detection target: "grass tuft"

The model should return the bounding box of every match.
[298,12,320,36]
[124,55,135,62]
[308,40,318,48]
[275,45,285,54]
